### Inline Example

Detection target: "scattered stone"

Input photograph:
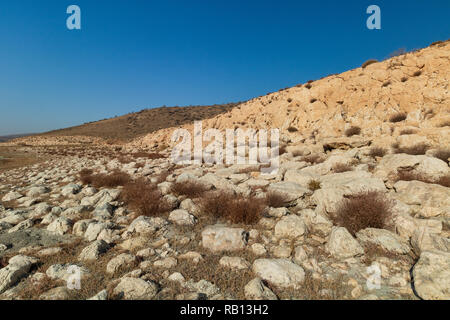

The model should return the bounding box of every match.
[274,215,306,239]
[326,227,364,260]
[78,240,110,261]
[252,259,305,289]
[413,250,450,300]
[244,278,278,300]
[202,225,248,252]
[113,277,159,300]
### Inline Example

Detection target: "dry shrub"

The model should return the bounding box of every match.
[433,149,450,164]
[399,128,417,135]
[0,256,8,268]
[332,163,353,173]
[395,170,450,188]
[332,191,393,236]
[302,154,325,164]
[345,126,361,137]
[154,170,170,184]
[89,170,131,188]
[369,147,387,158]
[308,179,321,191]
[389,113,407,123]
[393,143,429,155]
[200,192,266,225]
[361,59,378,68]
[382,80,391,87]
[279,144,288,155]
[438,120,450,127]
[121,178,171,216]
[16,275,65,300]
[304,83,312,89]
[401,76,408,82]
[436,175,450,188]
[79,169,94,185]
[287,126,298,133]
[268,271,349,300]
[291,149,304,157]
[170,181,209,198]
[264,191,289,208]
[412,70,422,77]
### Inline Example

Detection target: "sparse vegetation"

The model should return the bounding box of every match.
[361,59,378,68]
[399,128,416,135]
[438,120,450,127]
[433,149,450,164]
[120,178,171,217]
[264,191,289,208]
[368,147,387,158]
[287,126,298,133]
[332,163,353,173]
[307,179,321,191]
[302,154,325,165]
[389,113,407,123]
[345,126,361,137]
[170,181,210,198]
[200,192,266,225]
[79,169,131,188]
[395,170,450,188]
[392,143,430,155]
[331,191,393,236]
[413,70,422,77]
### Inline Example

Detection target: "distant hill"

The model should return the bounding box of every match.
[39,103,241,142]
[0,134,35,143]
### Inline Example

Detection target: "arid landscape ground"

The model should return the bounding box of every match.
[0,40,449,300]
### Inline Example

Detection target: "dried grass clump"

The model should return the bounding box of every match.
[395,170,450,188]
[361,59,378,68]
[389,113,407,123]
[332,191,393,236]
[393,143,430,155]
[399,128,417,135]
[264,191,289,208]
[200,192,266,225]
[121,178,171,217]
[438,120,450,128]
[79,169,94,185]
[302,154,325,165]
[307,179,321,191]
[291,149,305,157]
[332,163,353,173]
[131,152,165,160]
[345,126,361,137]
[79,169,131,188]
[436,175,450,188]
[433,149,450,164]
[368,147,387,158]
[170,181,209,198]
[279,145,288,155]
[93,170,131,188]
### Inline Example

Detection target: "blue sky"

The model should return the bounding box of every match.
[0,0,449,135]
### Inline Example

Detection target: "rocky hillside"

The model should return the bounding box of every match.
[131,40,450,151]
[38,103,240,142]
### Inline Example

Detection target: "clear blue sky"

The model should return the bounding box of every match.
[0,0,449,135]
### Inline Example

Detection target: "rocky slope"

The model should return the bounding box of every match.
[130,40,449,151]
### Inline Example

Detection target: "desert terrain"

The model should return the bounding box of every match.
[0,40,449,300]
